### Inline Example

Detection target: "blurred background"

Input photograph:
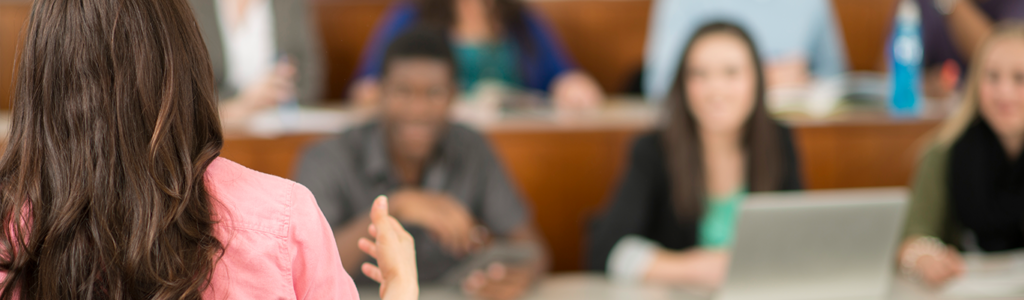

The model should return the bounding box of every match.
[0,0,950,272]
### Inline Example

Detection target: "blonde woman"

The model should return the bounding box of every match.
[900,22,1024,287]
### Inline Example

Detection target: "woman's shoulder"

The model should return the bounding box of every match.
[774,122,796,142]
[922,142,952,162]
[382,1,421,27]
[621,131,669,178]
[205,157,313,235]
[204,158,356,299]
[632,131,665,158]
[207,157,301,198]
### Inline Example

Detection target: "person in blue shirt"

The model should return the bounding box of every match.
[349,0,603,110]
[643,0,847,101]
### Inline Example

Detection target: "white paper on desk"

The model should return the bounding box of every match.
[246,107,364,138]
[767,77,845,118]
[943,251,1024,297]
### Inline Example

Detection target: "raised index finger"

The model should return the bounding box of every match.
[370,195,390,224]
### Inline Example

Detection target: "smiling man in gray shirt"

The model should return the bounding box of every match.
[294,29,546,299]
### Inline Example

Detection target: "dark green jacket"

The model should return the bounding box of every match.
[905,144,965,247]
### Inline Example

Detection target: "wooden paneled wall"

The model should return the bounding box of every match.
[832,0,898,71]
[0,2,30,110]
[795,121,935,189]
[2,0,898,104]
[315,0,393,99]
[528,0,651,93]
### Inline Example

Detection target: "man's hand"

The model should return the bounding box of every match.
[764,57,811,89]
[462,262,537,300]
[551,70,604,111]
[220,61,297,130]
[389,189,485,256]
[236,60,297,110]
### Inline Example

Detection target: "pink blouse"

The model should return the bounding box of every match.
[203,157,359,299]
[1,157,359,299]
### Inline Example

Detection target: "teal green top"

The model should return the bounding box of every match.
[699,187,748,249]
[453,38,521,92]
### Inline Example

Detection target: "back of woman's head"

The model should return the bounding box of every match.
[0,0,223,299]
[662,22,784,220]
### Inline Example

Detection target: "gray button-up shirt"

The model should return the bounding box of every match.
[295,121,530,281]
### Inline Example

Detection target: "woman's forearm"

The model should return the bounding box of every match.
[645,248,729,288]
[946,0,994,60]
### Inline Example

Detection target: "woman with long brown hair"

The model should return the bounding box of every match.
[0,0,416,299]
[587,22,802,288]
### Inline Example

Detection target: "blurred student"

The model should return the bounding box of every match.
[190,0,325,130]
[587,23,802,288]
[644,0,847,100]
[900,22,1024,288]
[0,0,420,299]
[350,0,602,110]
[918,0,1024,99]
[297,29,547,300]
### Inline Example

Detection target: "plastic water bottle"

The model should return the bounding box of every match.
[889,0,923,117]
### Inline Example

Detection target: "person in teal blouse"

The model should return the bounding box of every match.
[587,22,803,288]
[349,0,603,110]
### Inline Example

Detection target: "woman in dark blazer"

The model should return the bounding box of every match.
[587,22,802,288]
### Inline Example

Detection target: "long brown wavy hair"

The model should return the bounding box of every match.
[0,0,224,299]
[662,22,785,220]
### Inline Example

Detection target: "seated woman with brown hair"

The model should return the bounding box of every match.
[587,22,802,288]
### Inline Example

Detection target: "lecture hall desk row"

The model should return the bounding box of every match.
[220,104,941,272]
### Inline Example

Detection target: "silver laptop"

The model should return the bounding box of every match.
[715,187,908,300]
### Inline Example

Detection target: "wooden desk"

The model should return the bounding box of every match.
[0,103,943,272]
[360,250,1024,298]
[792,116,939,190]
[221,104,940,272]
[356,272,1017,300]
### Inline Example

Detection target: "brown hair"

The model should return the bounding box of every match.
[414,0,535,56]
[937,22,1024,146]
[0,0,223,299]
[661,22,785,220]
[415,0,528,37]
